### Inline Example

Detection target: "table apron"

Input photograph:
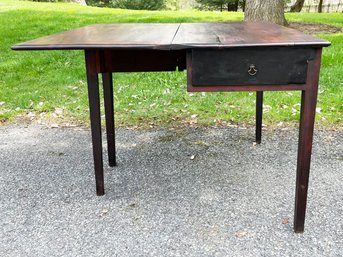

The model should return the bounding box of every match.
[86,49,186,73]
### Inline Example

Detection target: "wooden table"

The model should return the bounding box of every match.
[12,22,330,232]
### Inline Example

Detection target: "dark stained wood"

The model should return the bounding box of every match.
[256,91,263,144]
[172,22,330,49]
[189,47,315,86]
[12,22,331,233]
[102,72,116,167]
[12,22,330,51]
[12,23,180,50]
[294,49,322,233]
[186,51,307,92]
[85,50,104,196]
[187,83,306,92]
[105,49,186,73]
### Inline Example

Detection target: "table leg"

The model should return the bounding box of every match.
[256,91,263,144]
[293,50,321,233]
[102,72,116,167]
[85,50,104,196]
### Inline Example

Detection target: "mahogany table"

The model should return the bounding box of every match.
[12,22,330,232]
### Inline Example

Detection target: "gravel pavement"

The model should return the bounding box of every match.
[0,125,342,257]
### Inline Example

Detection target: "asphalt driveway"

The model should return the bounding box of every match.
[0,125,342,257]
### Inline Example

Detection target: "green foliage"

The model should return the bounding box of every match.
[0,0,342,128]
[110,0,166,10]
[85,0,105,7]
[86,0,166,9]
[196,0,244,12]
[30,0,64,2]
[165,0,180,10]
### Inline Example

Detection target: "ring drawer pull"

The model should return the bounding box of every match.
[248,64,258,76]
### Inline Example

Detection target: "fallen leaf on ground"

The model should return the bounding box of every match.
[54,108,63,115]
[100,208,109,217]
[235,231,248,238]
[282,218,289,224]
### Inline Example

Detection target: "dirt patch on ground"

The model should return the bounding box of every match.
[288,22,342,34]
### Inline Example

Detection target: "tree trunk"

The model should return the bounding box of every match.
[227,0,239,11]
[244,0,287,26]
[241,0,246,12]
[71,0,87,5]
[318,0,323,13]
[290,0,305,12]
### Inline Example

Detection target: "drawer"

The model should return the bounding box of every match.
[188,47,316,86]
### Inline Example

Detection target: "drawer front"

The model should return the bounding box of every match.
[189,47,316,86]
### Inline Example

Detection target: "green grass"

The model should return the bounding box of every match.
[0,0,342,128]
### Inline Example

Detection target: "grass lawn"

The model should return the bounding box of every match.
[0,0,342,128]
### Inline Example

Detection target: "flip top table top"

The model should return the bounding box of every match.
[12,22,330,51]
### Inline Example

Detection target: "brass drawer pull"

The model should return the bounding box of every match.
[248,64,258,76]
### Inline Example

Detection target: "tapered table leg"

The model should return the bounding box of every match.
[85,50,104,196]
[256,91,263,144]
[294,50,322,233]
[102,72,116,167]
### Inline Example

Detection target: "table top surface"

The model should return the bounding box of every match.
[12,22,330,51]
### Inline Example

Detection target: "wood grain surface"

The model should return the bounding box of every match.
[12,22,330,50]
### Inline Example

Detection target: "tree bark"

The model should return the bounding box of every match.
[318,0,323,13]
[244,0,287,26]
[290,0,305,12]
